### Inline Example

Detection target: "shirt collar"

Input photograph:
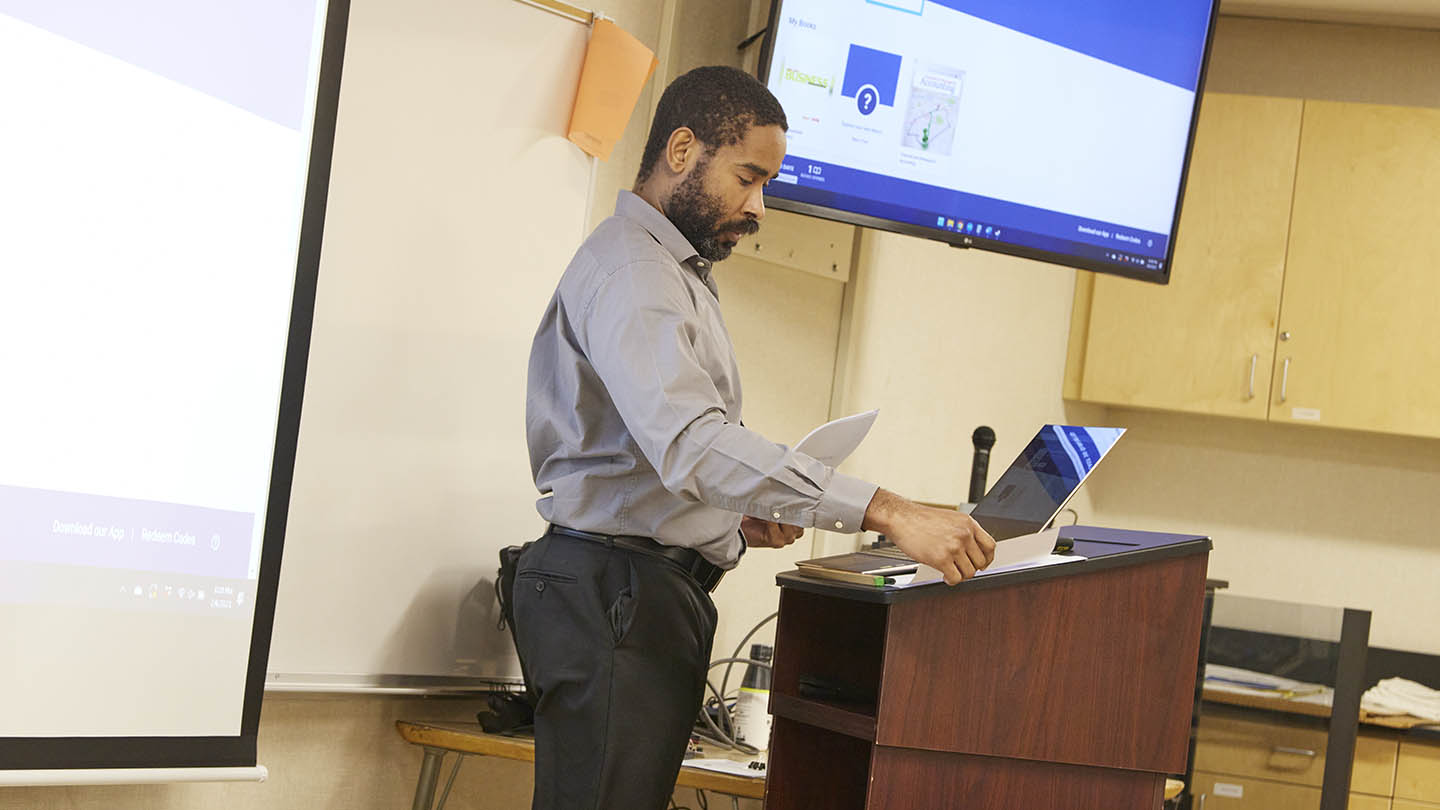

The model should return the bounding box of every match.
[614,190,715,282]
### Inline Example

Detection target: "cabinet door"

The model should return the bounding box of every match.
[1397,739,1440,802]
[1272,100,1440,437]
[1079,93,1301,418]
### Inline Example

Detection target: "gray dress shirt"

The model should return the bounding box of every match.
[525,191,878,567]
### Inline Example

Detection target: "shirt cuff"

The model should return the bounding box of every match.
[814,472,879,533]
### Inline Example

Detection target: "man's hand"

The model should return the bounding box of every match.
[741,516,804,549]
[861,489,996,585]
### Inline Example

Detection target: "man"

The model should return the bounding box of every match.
[516,65,995,810]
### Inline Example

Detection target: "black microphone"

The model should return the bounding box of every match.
[968,426,995,504]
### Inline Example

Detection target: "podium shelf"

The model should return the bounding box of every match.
[770,693,877,741]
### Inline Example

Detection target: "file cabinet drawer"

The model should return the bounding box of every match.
[1191,772,1390,810]
[1397,739,1440,802]
[1191,769,1319,808]
[1196,712,1329,786]
[1196,710,1398,794]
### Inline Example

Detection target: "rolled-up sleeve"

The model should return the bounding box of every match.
[576,260,877,531]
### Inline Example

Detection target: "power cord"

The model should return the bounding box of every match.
[668,787,712,810]
[692,611,780,754]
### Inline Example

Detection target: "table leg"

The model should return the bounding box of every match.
[435,753,467,810]
[411,746,446,810]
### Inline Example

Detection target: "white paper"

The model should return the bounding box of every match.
[908,527,1068,584]
[683,757,765,779]
[1204,663,1334,707]
[794,409,878,467]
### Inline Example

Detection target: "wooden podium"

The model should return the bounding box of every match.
[764,526,1212,810]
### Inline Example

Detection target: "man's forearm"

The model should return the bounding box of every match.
[861,487,907,535]
[858,488,997,585]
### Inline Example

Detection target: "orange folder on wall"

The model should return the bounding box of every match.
[567,19,657,160]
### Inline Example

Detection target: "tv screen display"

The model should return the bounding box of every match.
[758,0,1220,283]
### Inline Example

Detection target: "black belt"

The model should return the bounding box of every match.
[547,524,725,593]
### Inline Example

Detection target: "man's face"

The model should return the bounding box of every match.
[665,124,786,263]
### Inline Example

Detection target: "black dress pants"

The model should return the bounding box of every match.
[512,532,718,810]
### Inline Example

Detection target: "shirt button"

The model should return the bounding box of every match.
[834,521,844,529]
[771,511,781,520]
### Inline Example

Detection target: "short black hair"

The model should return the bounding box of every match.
[636,66,788,184]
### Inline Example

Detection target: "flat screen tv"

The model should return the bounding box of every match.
[757,0,1221,284]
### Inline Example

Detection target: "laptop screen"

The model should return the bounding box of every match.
[969,425,1125,540]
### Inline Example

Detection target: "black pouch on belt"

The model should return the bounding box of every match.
[481,543,536,734]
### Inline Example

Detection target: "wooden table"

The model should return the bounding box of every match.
[396,720,765,809]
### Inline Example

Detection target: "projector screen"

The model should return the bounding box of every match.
[758,0,1220,283]
[0,0,347,770]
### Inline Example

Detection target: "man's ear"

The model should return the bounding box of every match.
[664,127,699,175]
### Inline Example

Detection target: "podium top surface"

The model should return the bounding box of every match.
[775,524,1211,604]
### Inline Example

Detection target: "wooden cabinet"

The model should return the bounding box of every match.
[1397,739,1440,803]
[1190,707,1398,808]
[1073,93,1301,420]
[1187,774,1392,809]
[1273,101,1440,437]
[1067,95,1440,440]
[1358,729,1403,797]
[1190,706,1440,809]
[1350,795,1393,810]
[1191,769,1319,808]
[1194,711,1331,788]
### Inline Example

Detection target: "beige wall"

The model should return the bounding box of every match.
[1082,409,1440,653]
[13,11,1439,810]
[816,229,1105,555]
[1093,15,1440,655]
[653,0,847,720]
[828,16,1440,654]
[0,1,753,809]
[0,2,803,808]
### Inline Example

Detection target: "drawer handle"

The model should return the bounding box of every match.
[1271,745,1317,758]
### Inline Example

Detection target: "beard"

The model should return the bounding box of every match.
[665,159,759,263]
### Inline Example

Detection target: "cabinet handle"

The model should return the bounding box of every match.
[1272,745,1317,757]
[1197,794,1206,809]
[1247,354,1258,400]
[1279,357,1291,403]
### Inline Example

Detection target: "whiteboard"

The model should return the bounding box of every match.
[267,0,592,687]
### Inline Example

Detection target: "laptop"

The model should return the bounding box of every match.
[799,424,1126,572]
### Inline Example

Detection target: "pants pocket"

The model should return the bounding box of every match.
[606,560,637,645]
[516,570,577,600]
